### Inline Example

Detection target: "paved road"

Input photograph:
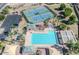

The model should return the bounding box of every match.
[0,3,7,12]
[0,3,6,9]
[72,3,79,38]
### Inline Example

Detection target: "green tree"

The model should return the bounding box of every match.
[64,8,72,17]
[58,23,67,30]
[68,15,76,24]
[0,14,5,21]
[60,3,66,10]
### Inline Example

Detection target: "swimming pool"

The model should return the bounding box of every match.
[31,31,58,45]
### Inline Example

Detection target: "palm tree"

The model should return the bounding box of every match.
[23,27,27,34]
[44,20,48,27]
[52,16,60,26]
[68,15,76,25]
[0,14,5,21]
[59,3,66,10]
[57,23,67,30]
[66,41,79,54]
[19,39,25,46]
[73,41,79,54]
[0,42,4,50]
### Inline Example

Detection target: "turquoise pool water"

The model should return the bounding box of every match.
[31,31,58,45]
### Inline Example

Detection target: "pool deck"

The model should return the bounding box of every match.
[25,28,57,47]
[25,31,32,46]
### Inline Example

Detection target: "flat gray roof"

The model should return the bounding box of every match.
[1,14,21,32]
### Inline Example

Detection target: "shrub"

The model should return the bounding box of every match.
[1,6,10,15]
[1,9,9,15]
[0,14,5,21]
[0,42,3,49]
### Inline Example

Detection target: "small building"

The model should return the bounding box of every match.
[1,14,21,33]
[0,14,21,40]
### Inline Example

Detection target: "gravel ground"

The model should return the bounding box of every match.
[47,4,78,38]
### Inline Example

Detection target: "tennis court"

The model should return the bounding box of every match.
[22,6,55,23]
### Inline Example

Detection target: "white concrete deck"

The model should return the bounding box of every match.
[25,28,55,47]
[25,31,32,46]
